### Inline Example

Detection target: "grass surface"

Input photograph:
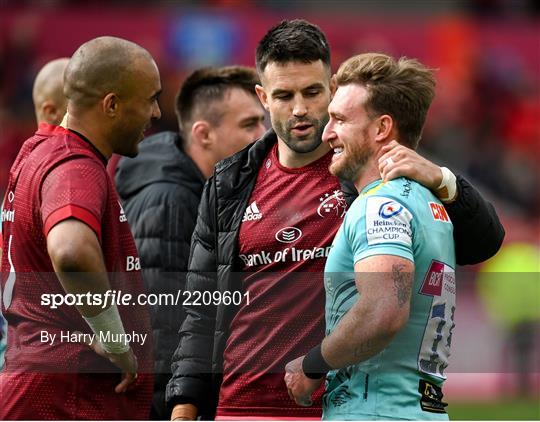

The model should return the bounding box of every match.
[448,399,540,420]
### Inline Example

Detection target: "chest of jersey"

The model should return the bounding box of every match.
[238,147,346,272]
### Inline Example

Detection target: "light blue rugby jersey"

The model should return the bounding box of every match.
[323,177,456,420]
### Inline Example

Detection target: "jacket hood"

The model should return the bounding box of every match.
[115,131,205,200]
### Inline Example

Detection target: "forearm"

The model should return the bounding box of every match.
[322,297,399,368]
[47,220,113,317]
[304,258,413,375]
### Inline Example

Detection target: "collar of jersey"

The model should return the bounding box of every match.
[271,142,332,174]
[359,178,385,197]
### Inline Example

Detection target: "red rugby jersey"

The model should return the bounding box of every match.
[217,143,347,418]
[0,124,153,420]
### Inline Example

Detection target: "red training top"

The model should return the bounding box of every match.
[0,124,153,420]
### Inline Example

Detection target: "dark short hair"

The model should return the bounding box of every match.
[255,19,331,75]
[336,53,436,149]
[175,65,260,136]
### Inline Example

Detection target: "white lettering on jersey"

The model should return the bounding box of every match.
[126,256,141,271]
[1,209,15,223]
[365,196,413,247]
[242,201,263,222]
[118,201,127,223]
[239,246,332,267]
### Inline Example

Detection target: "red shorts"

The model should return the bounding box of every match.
[0,372,152,420]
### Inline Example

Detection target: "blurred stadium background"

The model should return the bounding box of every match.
[0,0,538,419]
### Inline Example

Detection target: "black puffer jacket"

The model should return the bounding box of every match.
[165,129,505,417]
[116,131,205,420]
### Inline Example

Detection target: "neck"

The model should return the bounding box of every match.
[67,113,112,159]
[354,162,383,193]
[276,139,331,168]
[185,142,213,179]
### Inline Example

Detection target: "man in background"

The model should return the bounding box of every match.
[0,57,69,370]
[0,36,160,419]
[32,57,70,126]
[115,65,265,419]
[166,19,504,420]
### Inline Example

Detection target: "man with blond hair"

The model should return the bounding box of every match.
[286,53,456,420]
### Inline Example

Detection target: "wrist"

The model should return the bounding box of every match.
[83,305,129,354]
[171,403,198,421]
[436,167,458,203]
[302,344,331,379]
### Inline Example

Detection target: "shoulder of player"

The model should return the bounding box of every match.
[33,132,101,164]
[370,177,435,208]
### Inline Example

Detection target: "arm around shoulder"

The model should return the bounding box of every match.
[445,174,505,265]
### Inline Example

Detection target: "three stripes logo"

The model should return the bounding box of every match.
[242,201,263,222]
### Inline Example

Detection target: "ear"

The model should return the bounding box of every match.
[41,100,57,124]
[255,84,269,112]
[329,74,337,99]
[374,115,394,143]
[191,120,213,149]
[102,93,119,117]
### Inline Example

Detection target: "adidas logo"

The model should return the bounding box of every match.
[118,201,127,223]
[242,201,263,222]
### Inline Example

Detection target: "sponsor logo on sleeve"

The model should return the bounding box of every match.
[242,201,263,222]
[429,202,450,223]
[420,260,455,297]
[365,196,413,247]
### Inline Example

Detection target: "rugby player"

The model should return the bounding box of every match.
[32,57,70,126]
[0,36,160,419]
[167,20,504,420]
[0,57,69,370]
[285,52,456,420]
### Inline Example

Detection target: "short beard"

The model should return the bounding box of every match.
[272,114,328,154]
[329,129,373,182]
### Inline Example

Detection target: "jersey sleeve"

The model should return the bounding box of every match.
[349,195,414,264]
[41,158,107,240]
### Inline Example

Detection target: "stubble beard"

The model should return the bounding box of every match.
[272,114,329,154]
[330,132,373,182]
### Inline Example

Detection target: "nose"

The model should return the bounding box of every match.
[292,95,307,118]
[152,101,161,120]
[322,120,335,144]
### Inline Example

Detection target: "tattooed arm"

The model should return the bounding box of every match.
[321,255,414,368]
[284,255,414,406]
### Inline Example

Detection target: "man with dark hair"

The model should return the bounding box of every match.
[167,20,504,420]
[0,36,160,419]
[115,65,265,420]
[285,52,454,420]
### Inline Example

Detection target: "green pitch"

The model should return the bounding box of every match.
[448,399,540,420]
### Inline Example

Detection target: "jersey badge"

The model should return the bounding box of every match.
[318,190,347,218]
